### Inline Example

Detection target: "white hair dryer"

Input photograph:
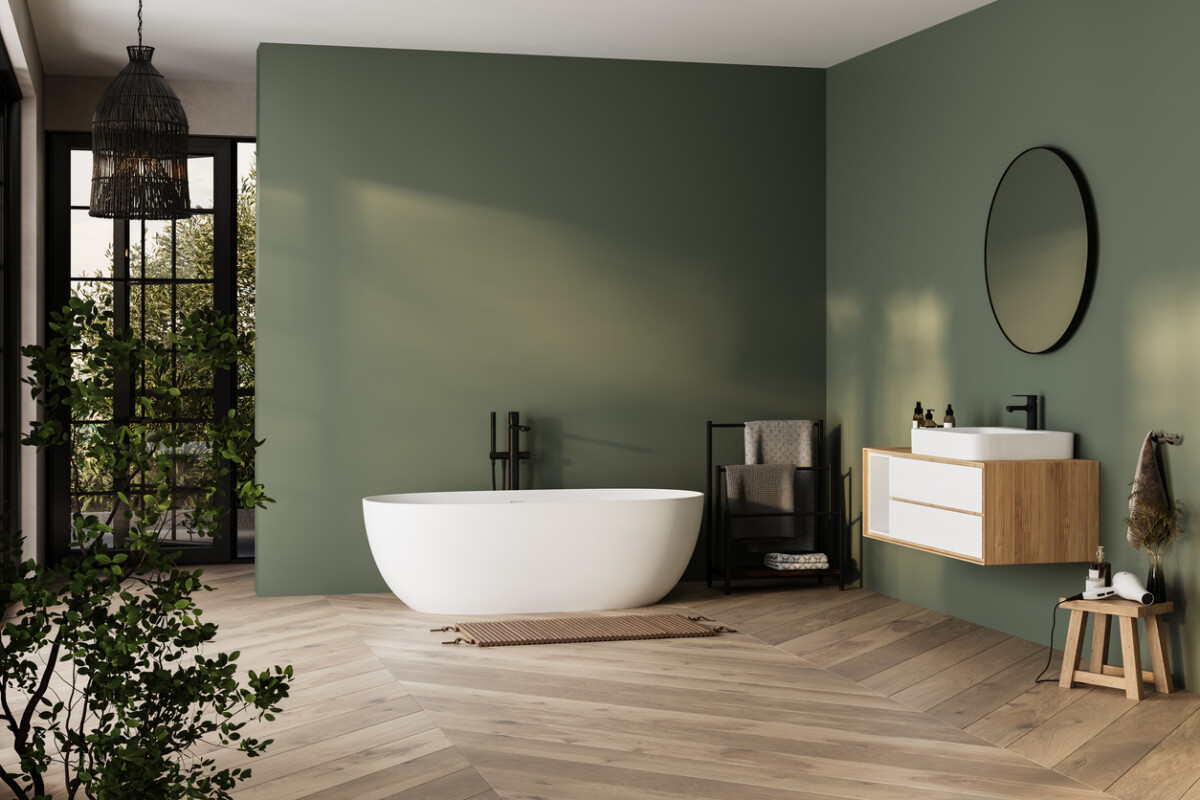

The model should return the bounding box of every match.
[1112,571,1154,605]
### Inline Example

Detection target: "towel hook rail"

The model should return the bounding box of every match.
[1152,431,1183,446]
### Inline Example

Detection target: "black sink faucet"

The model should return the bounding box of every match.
[1005,394,1039,430]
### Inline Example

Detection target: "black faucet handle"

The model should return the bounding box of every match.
[1012,393,1037,401]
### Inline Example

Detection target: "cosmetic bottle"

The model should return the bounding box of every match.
[943,404,956,428]
[912,402,924,429]
[1089,545,1112,587]
[923,410,938,428]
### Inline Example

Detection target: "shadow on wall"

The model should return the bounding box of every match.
[504,416,661,491]
[827,423,863,586]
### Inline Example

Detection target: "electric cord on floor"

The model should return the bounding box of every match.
[1034,595,1081,683]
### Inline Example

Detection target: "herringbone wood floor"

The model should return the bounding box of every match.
[9,566,1200,799]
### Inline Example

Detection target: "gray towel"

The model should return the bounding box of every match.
[725,464,795,541]
[764,553,829,571]
[763,554,830,566]
[1127,430,1168,550]
[744,420,814,467]
[743,420,817,550]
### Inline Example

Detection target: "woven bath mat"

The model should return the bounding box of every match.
[432,613,732,647]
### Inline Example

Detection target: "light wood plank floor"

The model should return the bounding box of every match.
[10,566,1198,799]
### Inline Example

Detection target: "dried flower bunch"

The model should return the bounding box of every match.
[1125,489,1185,557]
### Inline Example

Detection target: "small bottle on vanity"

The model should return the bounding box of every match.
[923,410,938,428]
[943,404,956,428]
[1089,545,1112,587]
[912,402,924,428]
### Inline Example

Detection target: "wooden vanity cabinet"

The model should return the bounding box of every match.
[863,447,1098,565]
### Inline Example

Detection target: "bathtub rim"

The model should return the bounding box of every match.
[363,487,704,506]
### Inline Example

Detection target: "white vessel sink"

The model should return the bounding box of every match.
[911,427,1074,461]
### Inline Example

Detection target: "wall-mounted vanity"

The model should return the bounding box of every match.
[863,446,1098,565]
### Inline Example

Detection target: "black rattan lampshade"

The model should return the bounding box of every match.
[90,45,190,220]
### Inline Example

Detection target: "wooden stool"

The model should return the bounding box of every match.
[1058,596,1174,700]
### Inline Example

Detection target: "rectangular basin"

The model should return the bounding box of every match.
[911,427,1074,461]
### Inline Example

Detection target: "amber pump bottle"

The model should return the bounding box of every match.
[943,404,955,428]
[912,402,924,429]
[1089,545,1112,587]
[923,410,938,428]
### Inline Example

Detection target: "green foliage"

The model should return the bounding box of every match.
[1,296,287,800]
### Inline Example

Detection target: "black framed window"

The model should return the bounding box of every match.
[46,133,256,565]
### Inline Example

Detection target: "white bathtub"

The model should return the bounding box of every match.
[362,488,703,614]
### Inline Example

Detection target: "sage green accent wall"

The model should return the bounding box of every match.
[828,0,1200,686]
[257,45,826,595]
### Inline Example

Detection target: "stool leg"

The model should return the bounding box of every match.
[1145,615,1174,694]
[1089,613,1111,673]
[1118,616,1145,700]
[1059,610,1088,690]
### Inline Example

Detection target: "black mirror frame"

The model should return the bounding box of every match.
[984,146,1098,355]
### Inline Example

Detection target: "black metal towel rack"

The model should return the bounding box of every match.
[705,420,845,595]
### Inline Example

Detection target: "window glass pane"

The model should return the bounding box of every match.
[237,143,256,186]
[70,211,114,277]
[173,424,213,487]
[139,220,173,279]
[70,149,93,207]
[176,214,214,279]
[175,282,212,328]
[189,155,214,210]
[72,493,117,517]
[130,283,173,343]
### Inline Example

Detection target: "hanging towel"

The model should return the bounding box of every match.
[744,420,814,467]
[744,420,817,550]
[725,464,796,542]
[1127,430,1168,550]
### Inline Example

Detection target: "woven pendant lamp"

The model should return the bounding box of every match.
[90,1,189,220]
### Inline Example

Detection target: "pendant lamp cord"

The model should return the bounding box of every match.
[137,0,143,47]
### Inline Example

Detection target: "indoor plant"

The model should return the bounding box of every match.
[1124,488,1185,603]
[1,296,289,800]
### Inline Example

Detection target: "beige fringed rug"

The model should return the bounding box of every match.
[432,613,732,647]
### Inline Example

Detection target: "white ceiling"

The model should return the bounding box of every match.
[28,0,995,84]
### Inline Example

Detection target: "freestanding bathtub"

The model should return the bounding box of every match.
[362,488,703,614]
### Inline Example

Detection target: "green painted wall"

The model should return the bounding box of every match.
[256,45,827,595]
[828,0,1200,686]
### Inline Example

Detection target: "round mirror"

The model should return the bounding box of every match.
[985,147,1095,354]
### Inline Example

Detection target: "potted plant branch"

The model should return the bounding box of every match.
[1124,488,1185,603]
[1,296,289,800]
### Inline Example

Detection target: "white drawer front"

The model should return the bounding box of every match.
[890,458,982,513]
[889,500,983,560]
